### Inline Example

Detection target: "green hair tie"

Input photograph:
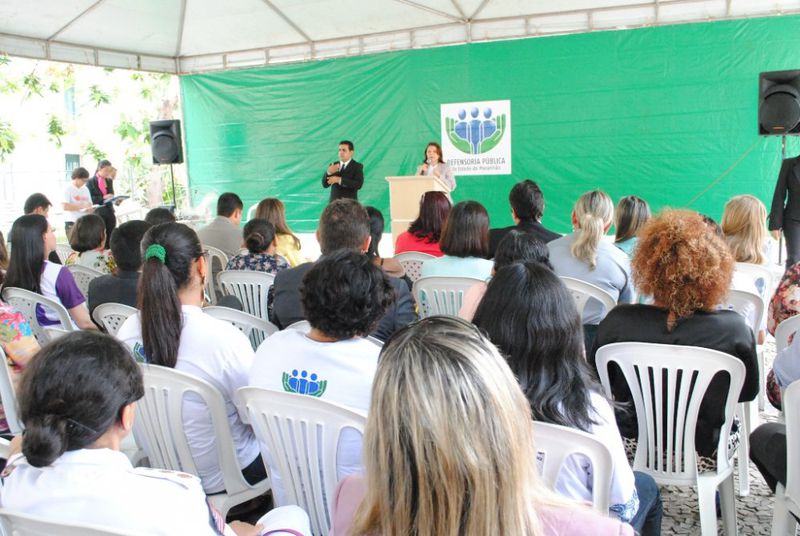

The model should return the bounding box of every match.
[145,244,167,264]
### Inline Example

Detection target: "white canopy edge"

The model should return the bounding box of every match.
[1,0,798,75]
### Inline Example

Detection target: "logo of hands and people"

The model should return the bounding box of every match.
[446,105,507,155]
[282,369,327,397]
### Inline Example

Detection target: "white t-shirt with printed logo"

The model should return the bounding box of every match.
[63,182,92,223]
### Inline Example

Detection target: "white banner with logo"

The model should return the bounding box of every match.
[440,99,511,176]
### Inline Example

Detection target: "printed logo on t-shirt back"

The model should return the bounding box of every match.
[282,369,327,397]
[132,342,147,363]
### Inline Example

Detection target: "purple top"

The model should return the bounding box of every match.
[36,261,85,327]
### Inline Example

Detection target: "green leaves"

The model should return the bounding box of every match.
[47,115,67,147]
[0,121,17,161]
[84,141,107,161]
[22,72,43,98]
[89,84,111,106]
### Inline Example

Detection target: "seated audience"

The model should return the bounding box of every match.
[458,230,552,321]
[4,215,96,331]
[473,262,662,533]
[488,179,560,257]
[330,316,634,536]
[62,166,93,237]
[393,191,451,257]
[419,200,493,280]
[251,250,393,503]
[0,331,297,536]
[87,220,151,315]
[548,190,633,347]
[366,207,405,280]
[254,198,306,267]
[613,195,650,257]
[270,199,416,341]
[767,261,800,408]
[226,218,289,275]
[197,192,244,258]
[20,193,60,265]
[65,214,116,274]
[722,194,776,270]
[144,207,177,226]
[117,223,265,494]
[590,209,759,469]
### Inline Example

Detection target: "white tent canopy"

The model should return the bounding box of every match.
[1,0,799,74]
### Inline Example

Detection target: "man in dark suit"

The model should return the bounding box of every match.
[86,160,117,241]
[770,155,800,267]
[488,179,561,258]
[322,140,364,202]
[269,199,416,341]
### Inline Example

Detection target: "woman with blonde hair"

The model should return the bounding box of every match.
[721,194,774,266]
[254,197,305,267]
[614,195,651,257]
[330,316,633,536]
[548,190,633,347]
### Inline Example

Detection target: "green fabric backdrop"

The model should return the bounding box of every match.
[181,15,800,233]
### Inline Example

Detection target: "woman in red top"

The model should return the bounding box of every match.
[393,191,451,256]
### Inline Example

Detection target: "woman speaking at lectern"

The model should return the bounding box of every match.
[415,142,456,192]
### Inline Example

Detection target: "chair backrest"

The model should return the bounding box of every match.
[394,251,436,283]
[559,276,617,319]
[776,315,800,353]
[412,276,484,318]
[734,261,775,299]
[203,245,229,305]
[217,270,275,321]
[0,510,134,536]
[54,243,74,264]
[723,288,765,334]
[202,306,277,351]
[133,364,254,499]
[781,379,800,516]
[246,203,258,222]
[0,287,75,344]
[0,345,21,435]
[534,421,613,513]
[595,342,744,485]
[91,303,138,336]
[237,387,367,536]
[66,264,104,297]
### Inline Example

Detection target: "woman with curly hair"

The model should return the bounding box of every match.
[590,209,759,468]
[250,249,395,503]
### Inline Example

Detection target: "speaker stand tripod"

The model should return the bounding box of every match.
[168,163,177,215]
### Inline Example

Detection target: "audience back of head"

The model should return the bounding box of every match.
[5,214,49,293]
[407,191,451,241]
[493,230,552,271]
[439,200,490,258]
[255,197,301,249]
[614,195,651,244]
[69,214,107,253]
[318,199,370,255]
[110,220,152,272]
[721,194,768,264]
[144,207,176,226]
[365,206,384,258]
[509,180,545,222]
[242,218,276,255]
[24,193,52,216]
[571,190,614,270]
[217,192,243,218]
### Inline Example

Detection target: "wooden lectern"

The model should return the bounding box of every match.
[385,175,450,240]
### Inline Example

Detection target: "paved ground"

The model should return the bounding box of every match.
[661,340,782,535]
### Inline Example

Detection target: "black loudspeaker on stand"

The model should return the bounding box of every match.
[149,119,184,213]
[759,70,800,265]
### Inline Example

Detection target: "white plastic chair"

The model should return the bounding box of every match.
[66,264,104,297]
[203,305,278,351]
[533,421,613,513]
[134,364,270,518]
[735,262,776,301]
[776,315,800,353]
[0,510,134,536]
[724,287,765,496]
[1,287,75,344]
[203,245,229,306]
[237,387,366,536]
[559,276,617,319]
[217,270,275,321]
[412,276,484,318]
[0,345,21,435]
[596,342,744,536]
[54,243,74,264]
[771,379,800,535]
[91,303,137,336]
[394,251,435,283]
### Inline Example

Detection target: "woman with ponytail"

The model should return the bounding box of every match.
[226,218,289,274]
[0,331,271,535]
[116,223,265,494]
[547,191,633,348]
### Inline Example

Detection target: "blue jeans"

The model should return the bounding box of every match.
[630,471,662,535]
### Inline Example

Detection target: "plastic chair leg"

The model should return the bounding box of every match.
[737,402,754,497]
[771,485,796,536]
[719,473,739,535]
[697,477,721,536]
